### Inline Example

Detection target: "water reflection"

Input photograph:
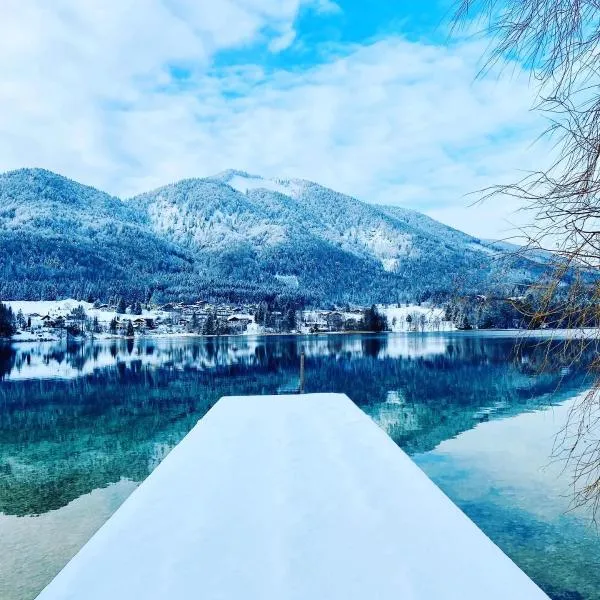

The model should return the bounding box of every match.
[0,332,597,600]
[415,397,600,600]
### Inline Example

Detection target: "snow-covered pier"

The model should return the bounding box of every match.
[38,393,549,600]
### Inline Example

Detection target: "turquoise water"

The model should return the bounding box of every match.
[0,333,598,599]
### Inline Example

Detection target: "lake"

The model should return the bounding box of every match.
[1,332,599,600]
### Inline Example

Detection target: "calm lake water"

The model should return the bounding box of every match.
[1,332,599,600]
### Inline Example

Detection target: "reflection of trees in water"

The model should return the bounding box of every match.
[0,353,305,516]
[0,336,388,379]
[361,335,387,358]
[0,335,593,517]
[307,341,594,455]
[0,345,15,380]
[554,377,600,521]
[510,335,600,520]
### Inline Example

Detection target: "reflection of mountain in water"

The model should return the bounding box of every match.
[0,334,593,516]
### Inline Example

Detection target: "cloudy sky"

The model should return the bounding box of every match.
[0,0,548,238]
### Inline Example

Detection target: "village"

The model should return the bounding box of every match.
[1,299,454,341]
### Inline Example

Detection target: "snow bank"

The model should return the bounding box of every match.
[3,299,166,323]
[380,304,455,332]
[228,174,291,196]
[38,393,548,600]
[9,331,60,342]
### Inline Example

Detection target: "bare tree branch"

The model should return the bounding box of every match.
[454,0,600,519]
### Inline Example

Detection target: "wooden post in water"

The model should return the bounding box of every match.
[299,349,305,394]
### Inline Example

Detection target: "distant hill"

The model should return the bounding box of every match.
[0,167,552,305]
[0,169,194,301]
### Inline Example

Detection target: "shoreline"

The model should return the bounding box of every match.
[3,327,599,345]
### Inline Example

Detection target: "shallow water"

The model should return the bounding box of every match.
[0,332,598,599]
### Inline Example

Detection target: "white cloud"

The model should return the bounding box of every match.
[311,0,343,15]
[0,1,548,239]
[268,26,297,52]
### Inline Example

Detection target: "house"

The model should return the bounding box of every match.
[227,314,253,323]
[25,312,43,329]
[227,314,253,333]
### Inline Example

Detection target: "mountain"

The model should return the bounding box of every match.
[129,170,549,302]
[0,169,194,301]
[0,167,551,305]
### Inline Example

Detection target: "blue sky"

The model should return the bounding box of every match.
[0,0,547,238]
[212,0,454,70]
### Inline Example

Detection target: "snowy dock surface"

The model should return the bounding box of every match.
[38,393,549,600]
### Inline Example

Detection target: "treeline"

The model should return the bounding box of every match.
[444,287,600,330]
[0,225,541,309]
[444,297,526,330]
[0,303,16,337]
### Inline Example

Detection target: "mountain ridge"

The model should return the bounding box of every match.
[0,167,549,305]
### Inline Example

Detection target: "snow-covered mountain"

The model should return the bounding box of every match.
[0,168,194,301]
[0,168,549,304]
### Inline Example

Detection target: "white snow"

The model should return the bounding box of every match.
[244,321,264,335]
[381,258,400,272]
[223,172,306,200]
[38,393,549,600]
[274,274,300,288]
[3,299,167,324]
[380,304,455,332]
[9,331,60,342]
[470,242,499,256]
[228,174,291,197]
[4,299,87,317]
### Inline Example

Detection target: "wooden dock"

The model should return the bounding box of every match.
[38,393,550,599]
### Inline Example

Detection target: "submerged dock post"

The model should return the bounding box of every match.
[299,349,305,393]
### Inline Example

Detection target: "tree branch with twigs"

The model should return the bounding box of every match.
[454,0,600,520]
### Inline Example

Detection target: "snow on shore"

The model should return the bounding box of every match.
[379,304,455,332]
[3,299,166,323]
[38,393,549,600]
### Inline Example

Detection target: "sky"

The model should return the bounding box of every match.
[0,0,549,238]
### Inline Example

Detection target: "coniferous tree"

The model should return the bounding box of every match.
[109,317,118,335]
[0,303,16,337]
[283,308,297,332]
[202,312,216,335]
[116,298,127,314]
[126,320,134,337]
[362,305,388,332]
[255,302,268,326]
[71,305,87,333]
[265,309,275,330]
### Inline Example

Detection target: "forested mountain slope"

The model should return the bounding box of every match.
[0,169,194,301]
[0,168,551,304]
